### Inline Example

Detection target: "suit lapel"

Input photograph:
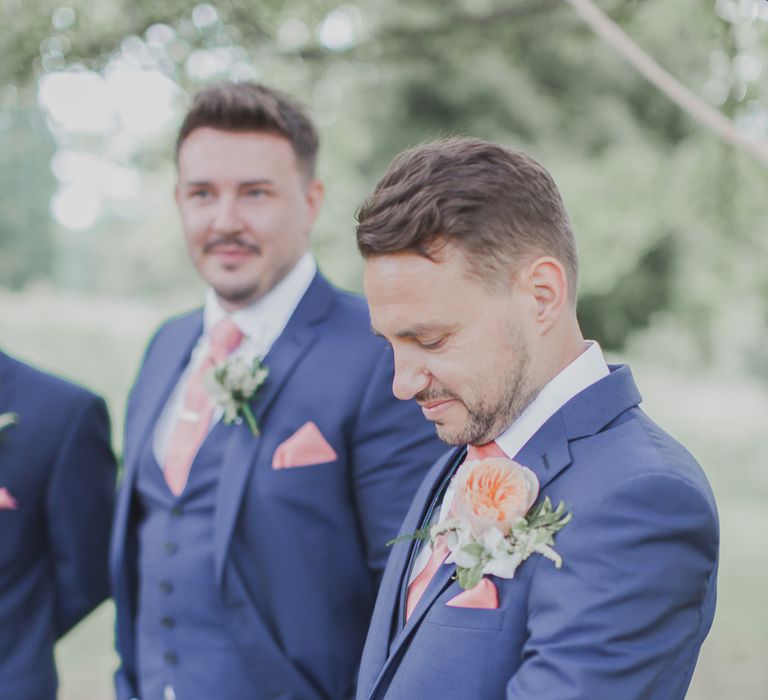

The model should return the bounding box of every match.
[512,364,642,489]
[125,312,203,480]
[367,561,457,700]
[512,412,572,489]
[388,553,454,652]
[393,448,466,635]
[560,364,642,439]
[111,312,202,577]
[366,365,643,700]
[356,448,459,691]
[360,448,462,698]
[213,273,336,586]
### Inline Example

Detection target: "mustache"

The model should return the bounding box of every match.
[414,387,460,404]
[203,237,261,255]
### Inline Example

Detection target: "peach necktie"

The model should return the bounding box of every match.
[404,440,505,620]
[163,318,243,495]
[466,440,506,461]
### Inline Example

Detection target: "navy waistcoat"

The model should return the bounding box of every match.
[135,421,253,700]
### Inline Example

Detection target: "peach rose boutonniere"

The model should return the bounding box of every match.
[431,457,572,590]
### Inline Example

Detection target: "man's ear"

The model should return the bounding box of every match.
[528,257,569,334]
[304,179,325,227]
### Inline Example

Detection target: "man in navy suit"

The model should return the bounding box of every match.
[110,82,444,700]
[0,351,116,700]
[355,137,719,699]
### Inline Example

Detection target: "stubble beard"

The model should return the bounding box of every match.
[214,279,261,307]
[435,331,538,447]
[201,237,263,307]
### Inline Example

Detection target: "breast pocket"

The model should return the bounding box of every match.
[396,603,507,699]
[424,600,507,631]
[260,456,341,494]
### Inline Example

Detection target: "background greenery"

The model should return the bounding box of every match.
[1,0,766,697]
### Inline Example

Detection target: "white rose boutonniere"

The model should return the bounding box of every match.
[206,356,269,437]
[0,412,18,436]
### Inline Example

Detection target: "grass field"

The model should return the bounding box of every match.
[2,288,766,699]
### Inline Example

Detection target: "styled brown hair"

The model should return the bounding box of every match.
[356,137,578,301]
[176,81,319,178]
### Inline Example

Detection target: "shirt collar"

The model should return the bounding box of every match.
[495,340,609,459]
[203,252,317,354]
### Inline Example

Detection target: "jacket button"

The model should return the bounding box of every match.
[163,651,178,665]
[159,580,173,594]
[170,506,183,518]
[161,616,175,629]
[164,542,178,555]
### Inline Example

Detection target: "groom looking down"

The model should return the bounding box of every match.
[110,82,444,700]
[355,137,719,700]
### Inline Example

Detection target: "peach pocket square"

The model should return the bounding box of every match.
[272,421,338,469]
[0,487,18,510]
[446,578,499,609]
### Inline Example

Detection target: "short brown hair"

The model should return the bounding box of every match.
[176,81,319,178]
[356,137,578,301]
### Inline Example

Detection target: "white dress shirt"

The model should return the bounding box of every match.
[153,252,317,465]
[408,340,610,584]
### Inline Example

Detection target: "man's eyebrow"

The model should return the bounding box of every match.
[369,323,445,339]
[180,178,275,187]
[237,179,274,187]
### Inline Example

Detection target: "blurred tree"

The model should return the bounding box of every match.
[0,0,766,363]
[0,97,57,288]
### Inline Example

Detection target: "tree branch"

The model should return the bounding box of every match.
[563,0,768,167]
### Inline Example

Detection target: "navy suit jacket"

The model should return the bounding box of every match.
[111,273,445,700]
[0,351,116,700]
[357,365,719,700]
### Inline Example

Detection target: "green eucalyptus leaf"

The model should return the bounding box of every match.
[456,564,483,590]
[462,542,486,558]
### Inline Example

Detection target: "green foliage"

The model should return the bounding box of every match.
[386,526,430,547]
[0,103,56,288]
[455,559,485,591]
[526,496,572,532]
[578,234,676,350]
[0,0,766,361]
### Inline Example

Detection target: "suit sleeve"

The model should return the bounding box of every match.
[506,472,718,700]
[350,345,446,578]
[46,393,117,638]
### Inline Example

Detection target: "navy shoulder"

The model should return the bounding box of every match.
[573,405,716,514]
[148,308,203,345]
[325,285,381,344]
[137,308,203,367]
[629,407,716,504]
[0,351,103,409]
